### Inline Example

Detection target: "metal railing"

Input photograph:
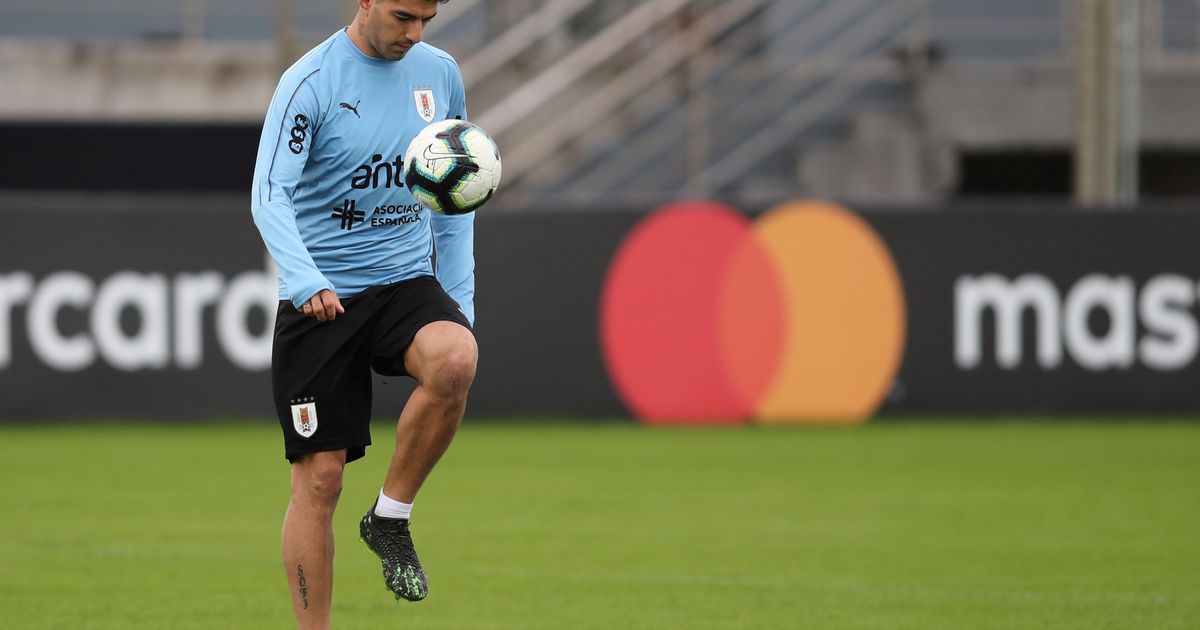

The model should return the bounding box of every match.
[7,1,1200,205]
[684,1,910,196]
[489,0,775,191]
[6,1,1200,58]
[549,0,902,201]
[476,0,914,205]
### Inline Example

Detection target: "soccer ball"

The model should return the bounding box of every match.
[404,119,502,215]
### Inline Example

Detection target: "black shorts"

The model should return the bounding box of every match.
[271,275,472,464]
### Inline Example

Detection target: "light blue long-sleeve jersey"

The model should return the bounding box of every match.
[251,29,475,324]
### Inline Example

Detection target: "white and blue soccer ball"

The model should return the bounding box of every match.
[403,119,502,215]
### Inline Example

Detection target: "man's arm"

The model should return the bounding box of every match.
[432,61,475,325]
[249,70,335,312]
[431,213,475,325]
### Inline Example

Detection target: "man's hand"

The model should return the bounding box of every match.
[300,289,345,322]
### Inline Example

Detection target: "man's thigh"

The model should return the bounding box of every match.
[272,299,376,463]
[402,320,478,385]
[368,276,473,379]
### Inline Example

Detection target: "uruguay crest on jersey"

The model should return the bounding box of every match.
[414,88,435,122]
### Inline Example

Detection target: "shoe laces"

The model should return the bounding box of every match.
[369,516,420,563]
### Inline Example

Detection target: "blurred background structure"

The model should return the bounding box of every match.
[4,7,1198,627]
[4,0,1200,421]
[5,0,1200,208]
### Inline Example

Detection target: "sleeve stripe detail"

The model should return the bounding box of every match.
[263,68,321,205]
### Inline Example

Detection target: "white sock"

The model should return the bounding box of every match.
[374,489,413,520]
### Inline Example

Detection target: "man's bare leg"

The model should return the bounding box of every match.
[283,449,347,629]
[359,321,476,601]
[383,321,478,502]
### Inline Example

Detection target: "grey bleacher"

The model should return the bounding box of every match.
[3,0,1200,205]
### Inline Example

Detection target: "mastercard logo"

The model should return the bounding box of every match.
[600,200,907,425]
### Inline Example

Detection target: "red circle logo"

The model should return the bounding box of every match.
[600,200,907,425]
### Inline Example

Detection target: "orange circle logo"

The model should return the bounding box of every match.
[600,200,907,425]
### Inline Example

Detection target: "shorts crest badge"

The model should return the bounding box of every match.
[413,88,435,123]
[290,399,318,438]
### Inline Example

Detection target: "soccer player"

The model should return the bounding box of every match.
[249,1,474,627]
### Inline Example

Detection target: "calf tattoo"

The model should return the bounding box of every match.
[297,564,309,609]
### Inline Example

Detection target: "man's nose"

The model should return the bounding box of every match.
[406,22,424,44]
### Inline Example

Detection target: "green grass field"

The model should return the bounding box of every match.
[1,419,1197,629]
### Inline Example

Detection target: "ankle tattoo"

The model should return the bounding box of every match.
[296,564,309,610]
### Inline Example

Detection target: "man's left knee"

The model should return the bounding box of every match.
[429,335,477,399]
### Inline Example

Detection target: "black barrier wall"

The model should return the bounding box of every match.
[875,210,1200,414]
[0,194,633,420]
[2,194,1199,420]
